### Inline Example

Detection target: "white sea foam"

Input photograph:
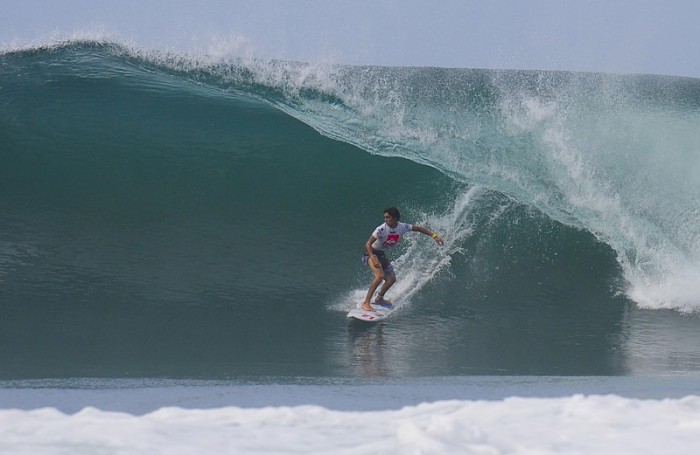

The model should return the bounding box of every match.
[2,395,700,454]
[497,87,700,312]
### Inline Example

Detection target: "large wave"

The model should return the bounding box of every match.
[3,40,700,314]
[3,39,700,379]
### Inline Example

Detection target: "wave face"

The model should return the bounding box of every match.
[1,42,699,378]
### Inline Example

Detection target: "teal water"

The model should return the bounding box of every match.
[1,42,700,379]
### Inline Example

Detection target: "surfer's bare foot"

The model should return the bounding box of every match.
[360,302,374,311]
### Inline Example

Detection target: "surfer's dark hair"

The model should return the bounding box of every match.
[384,207,401,221]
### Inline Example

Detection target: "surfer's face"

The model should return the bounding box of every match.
[384,212,398,228]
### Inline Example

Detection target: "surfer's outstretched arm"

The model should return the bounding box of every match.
[411,225,444,245]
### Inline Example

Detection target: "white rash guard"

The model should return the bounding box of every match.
[371,222,413,251]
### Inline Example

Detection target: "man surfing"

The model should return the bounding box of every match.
[361,207,444,311]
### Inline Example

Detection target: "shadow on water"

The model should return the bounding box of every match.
[346,321,391,377]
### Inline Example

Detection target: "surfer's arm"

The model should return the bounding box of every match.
[412,225,444,245]
[365,235,381,267]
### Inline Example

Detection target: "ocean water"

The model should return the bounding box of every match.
[2,40,700,453]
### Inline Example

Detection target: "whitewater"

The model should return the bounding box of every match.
[2,376,700,454]
[2,396,700,454]
[2,37,700,454]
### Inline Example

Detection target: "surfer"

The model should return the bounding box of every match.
[361,207,444,311]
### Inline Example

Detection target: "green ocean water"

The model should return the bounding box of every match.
[1,42,700,379]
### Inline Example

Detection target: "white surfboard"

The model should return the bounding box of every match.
[347,303,396,322]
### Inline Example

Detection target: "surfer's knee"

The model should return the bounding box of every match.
[369,264,385,279]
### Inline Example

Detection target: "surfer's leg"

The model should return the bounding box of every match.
[375,272,396,304]
[362,257,385,311]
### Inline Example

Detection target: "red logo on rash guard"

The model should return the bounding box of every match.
[385,234,400,246]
